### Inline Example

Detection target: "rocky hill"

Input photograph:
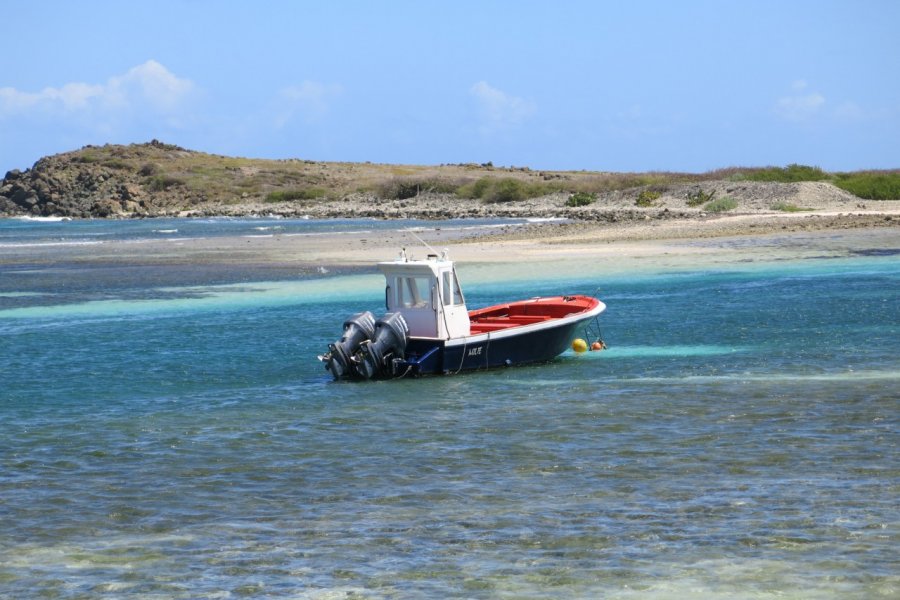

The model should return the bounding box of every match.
[1,140,335,218]
[1,141,897,222]
[2,140,612,219]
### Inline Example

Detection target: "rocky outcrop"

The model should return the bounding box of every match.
[0,140,202,218]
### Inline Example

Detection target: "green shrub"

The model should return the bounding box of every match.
[486,178,527,203]
[635,189,661,207]
[265,188,327,203]
[74,152,101,164]
[576,172,697,195]
[704,196,738,212]
[139,163,160,176]
[378,177,460,200]
[102,159,130,170]
[146,175,185,191]
[383,180,423,200]
[745,164,829,183]
[566,191,596,207]
[686,189,715,207]
[771,201,812,212]
[456,177,492,199]
[833,172,900,200]
[456,177,549,203]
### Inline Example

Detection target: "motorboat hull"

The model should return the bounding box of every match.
[383,295,605,377]
[400,311,596,376]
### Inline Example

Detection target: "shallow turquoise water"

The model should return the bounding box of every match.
[1,219,898,598]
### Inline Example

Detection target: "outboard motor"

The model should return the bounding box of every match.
[322,311,376,380]
[357,312,409,379]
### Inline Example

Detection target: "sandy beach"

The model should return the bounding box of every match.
[5,212,897,283]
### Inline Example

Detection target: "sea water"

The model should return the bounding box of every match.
[1,218,897,598]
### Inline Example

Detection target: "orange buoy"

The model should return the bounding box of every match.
[591,341,604,351]
[572,338,588,353]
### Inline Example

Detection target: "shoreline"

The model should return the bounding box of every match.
[4,172,899,277]
[3,212,897,280]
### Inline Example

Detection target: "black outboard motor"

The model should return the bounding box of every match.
[322,311,376,380]
[357,312,409,379]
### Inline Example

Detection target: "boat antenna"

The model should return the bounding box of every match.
[409,230,441,257]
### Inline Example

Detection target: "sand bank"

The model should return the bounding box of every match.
[5,214,896,282]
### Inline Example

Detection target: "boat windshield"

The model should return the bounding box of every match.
[398,276,431,308]
[442,270,464,306]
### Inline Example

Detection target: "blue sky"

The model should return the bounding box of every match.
[1,1,898,173]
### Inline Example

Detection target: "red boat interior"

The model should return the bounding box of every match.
[468,295,598,334]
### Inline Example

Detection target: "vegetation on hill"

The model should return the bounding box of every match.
[0,141,898,218]
[832,171,900,200]
[725,164,900,199]
[743,164,830,183]
[704,197,738,213]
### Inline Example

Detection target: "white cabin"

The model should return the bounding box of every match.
[378,250,471,339]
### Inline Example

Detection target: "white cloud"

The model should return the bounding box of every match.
[470,81,536,132]
[275,81,343,127]
[110,60,195,111]
[775,80,825,121]
[774,80,880,123]
[0,60,195,118]
[0,83,103,114]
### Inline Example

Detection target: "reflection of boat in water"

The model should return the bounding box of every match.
[319,249,606,380]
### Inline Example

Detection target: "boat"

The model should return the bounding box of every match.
[319,249,606,380]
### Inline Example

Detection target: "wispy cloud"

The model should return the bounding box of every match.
[0,60,195,118]
[275,81,343,127]
[775,80,825,121]
[112,60,195,112]
[831,101,858,119]
[470,81,536,133]
[773,80,882,124]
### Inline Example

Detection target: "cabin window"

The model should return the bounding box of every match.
[442,270,465,306]
[398,276,431,308]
